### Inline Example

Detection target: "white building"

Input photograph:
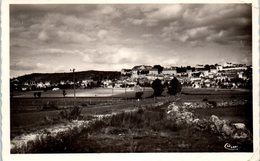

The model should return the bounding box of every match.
[190,77,202,82]
[149,68,158,75]
[60,81,65,85]
[238,71,247,80]
[216,65,223,71]
[221,66,247,71]
[121,69,132,75]
[44,81,51,87]
[201,70,209,77]
[210,68,217,74]
[162,69,177,75]
[146,74,157,80]
[37,82,45,88]
[186,69,193,77]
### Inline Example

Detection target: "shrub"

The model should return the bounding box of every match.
[230,95,236,98]
[69,106,82,120]
[135,92,143,99]
[202,98,208,102]
[81,103,88,107]
[87,119,108,133]
[208,101,217,107]
[37,92,42,98]
[163,119,178,131]
[42,102,58,110]
[59,110,69,120]
[59,106,82,121]
[63,90,67,97]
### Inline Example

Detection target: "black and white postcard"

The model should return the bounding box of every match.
[1,0,259,161]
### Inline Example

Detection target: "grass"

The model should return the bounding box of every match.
[20,106,179,153]
[10,87,253,153]
[24,103,252,153]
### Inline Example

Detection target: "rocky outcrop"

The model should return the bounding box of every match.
[209,115,251,140]
[166,103,252,142]
[182,99,248,109]
[166,103,194,127]
[11,120,89,153]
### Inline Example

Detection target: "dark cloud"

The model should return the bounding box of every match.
[10,4,252,77]
[160,4,251,46]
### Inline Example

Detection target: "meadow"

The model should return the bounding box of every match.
[10,87,253,153]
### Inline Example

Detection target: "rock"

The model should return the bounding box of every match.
[193,118,200,124]
[210,115,219,122]
[197,119,209,129]
[167,102,199,126]
[232,130,248,139]
[186,118,194,125]
[168,103,179,112]
[183,102,191,106]
[216,123,224,132]
[183,112,194,124]
[222,124,234,136]
[232,123,246,130]
[177,141,191,149]
[210,124,217,133]
[183,102,192,109]
[175,118,184,126]
[210,115,227,132]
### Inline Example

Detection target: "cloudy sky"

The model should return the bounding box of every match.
[10,4,252,77]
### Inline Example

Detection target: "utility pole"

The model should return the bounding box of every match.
[124,80,127,100]
[112,82,115,103]
[70,68,76,106]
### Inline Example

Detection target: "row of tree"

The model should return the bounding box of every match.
[151,77,182,96]
[137,64,219,75]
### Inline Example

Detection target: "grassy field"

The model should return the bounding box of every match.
[66,107,252,152]
[12,87,151,98]
[10,87,253,152]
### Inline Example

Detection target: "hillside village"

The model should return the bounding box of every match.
[120,62,252,89]
[10,62,252,91]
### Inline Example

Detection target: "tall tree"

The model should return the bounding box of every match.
[153,65,164,74]
[204,64,210,70]
[168,77,182,95]
[152,78,164,96]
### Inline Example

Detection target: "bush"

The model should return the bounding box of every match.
[167,77,182,95]
[135,92,143,99]
[202,98,208,102]
[208,101,217,107]
[37,92,42,98]
[151,79,164,96]
[42,102,58,110]
[70,106,82,120]
[59,106,82,120]
[81,103,89,107]
[63,90,67,97]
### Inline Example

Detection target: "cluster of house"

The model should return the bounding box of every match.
[120,62,252,89]
[10,79,101,91]
[10,62,252,91]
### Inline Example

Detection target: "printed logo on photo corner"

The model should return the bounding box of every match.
[224,143,238,151]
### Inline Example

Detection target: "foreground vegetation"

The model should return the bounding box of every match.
[10,88,253,153]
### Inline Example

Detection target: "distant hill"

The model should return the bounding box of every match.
[12,70,121,84]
